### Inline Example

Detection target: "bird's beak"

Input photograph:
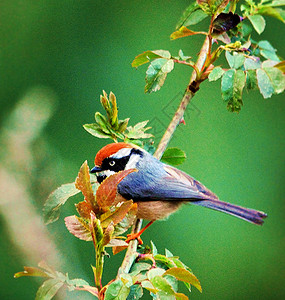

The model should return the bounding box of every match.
[90,166,102,173]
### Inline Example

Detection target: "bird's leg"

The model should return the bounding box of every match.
[125,221,154,245]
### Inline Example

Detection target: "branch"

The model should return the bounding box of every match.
[118,36,210,277]
[117,219,142,276]
[154,36,209,159]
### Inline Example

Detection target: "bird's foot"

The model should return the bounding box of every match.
[125,233,143,245]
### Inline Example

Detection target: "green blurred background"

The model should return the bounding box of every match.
[0,1,284,299]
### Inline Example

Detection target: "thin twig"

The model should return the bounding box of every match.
[155,36,209,158]
[117,218,142,276]
[118,36,210,277]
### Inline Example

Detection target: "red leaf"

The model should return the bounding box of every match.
[112,245,128,255]
[64,215,92,241]
[96,169,136,211]
[101,200,135,227]
[14,266,49,278]
[102,222,114,246]
[76,201,93,219]
[75,161,99,213]
[170,26,207,40]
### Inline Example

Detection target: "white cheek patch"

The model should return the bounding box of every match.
[125,154,141,170]
[100,170,115,177]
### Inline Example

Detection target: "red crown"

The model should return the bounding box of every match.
[95,142,132,166]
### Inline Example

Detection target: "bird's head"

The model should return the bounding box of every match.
[90,142,143,183]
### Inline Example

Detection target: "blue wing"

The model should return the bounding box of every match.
[118,159,218,201]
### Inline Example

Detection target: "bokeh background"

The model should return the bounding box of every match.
[0,1,284,299]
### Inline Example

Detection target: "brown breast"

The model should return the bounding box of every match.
[136,200,185,221]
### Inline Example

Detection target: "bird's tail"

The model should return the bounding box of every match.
[191,199,267,225]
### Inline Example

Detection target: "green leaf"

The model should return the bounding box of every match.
[222,69,235,102]
[35,278,64,300]
[145,58,174,93]
[268,0,285,6]
[127,284,144,300]
[271,0,285,6]
[263,66,285,94]
[209,66,225,81]
[66,278,90,291]
[197,0,230,16]
[109,92,118,127]
[147,268,166,280]
[125,120,153,140]
[256,68,275,98]
[83,123,112,139]
[130,262,152,277]
[150,276,176,296]
[197,0,212,14]
[154,254,177,269]
[151,241,158,256]
[258,7,285,23]
[43,183,80,225]
[134,120,149,130]
[95,112,111,134]
[165,248,174,258]
[163,268,202,293]
[170,26,206,40]
[221,69,246,112]
[141,280,157,293]
[90,212,104,247]
[118,118,130,133]
[225,51,245,69]
[105,279,130,300]
[246,70,258,90]
[132,50,171,68]
[177,49,192,62]
[248,15,266,34]
[176,2,208,29]
[169,257,190,271]
[244,57,262,70]
[161,147,186,166]
[240,22,252,37]
[258,40,280,61]
[275,61,285,73]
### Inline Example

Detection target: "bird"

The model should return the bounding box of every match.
[90,142,267,242]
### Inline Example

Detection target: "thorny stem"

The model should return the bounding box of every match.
[118,36,210,277]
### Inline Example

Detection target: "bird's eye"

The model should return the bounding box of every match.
[109,160,115,167]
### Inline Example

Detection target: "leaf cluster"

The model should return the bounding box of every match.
[22,161,140,299]
[210,49,284,111]
[46,161,138,251]
[83,91,153,146]
[132,0,285,112]
[104,242,202,300]
[14,261,97,299]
